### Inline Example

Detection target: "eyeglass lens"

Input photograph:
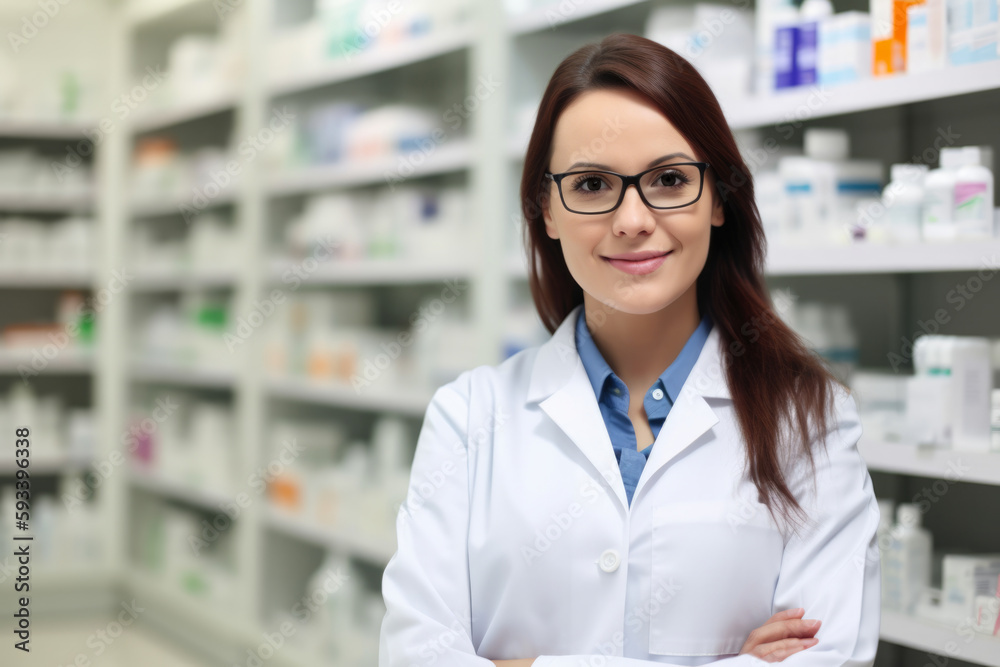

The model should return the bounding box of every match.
[560,164,703,213]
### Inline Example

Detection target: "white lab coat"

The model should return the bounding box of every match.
[379,303,881,667]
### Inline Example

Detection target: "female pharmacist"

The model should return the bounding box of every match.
[379,33,880,667]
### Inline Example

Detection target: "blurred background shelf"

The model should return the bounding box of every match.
[265,376,433,416]
[0,270,95,288]
[880,610,1000,667]
[0,119,97,139]
[266,139,474,196]
[726,60,1000,130]
[860,438,1000,487]
[0,349,95,374]
[0,192,94,212]
[131,90,240,134]
[508,0,648,34]
[129,467,234,509]
[130,361,236,389]
[766,240,1000,275]
[0,454,93,475]
[267,258,474,286]
[268,25,475,96]
[266,505,395,567]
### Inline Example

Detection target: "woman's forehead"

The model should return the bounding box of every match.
[550,89,696,171]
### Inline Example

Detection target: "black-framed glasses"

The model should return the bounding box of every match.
[544,162,711,215]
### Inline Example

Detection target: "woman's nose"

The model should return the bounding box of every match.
[612,184,656,236]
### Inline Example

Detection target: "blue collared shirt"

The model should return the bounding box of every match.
[575,307,713,507]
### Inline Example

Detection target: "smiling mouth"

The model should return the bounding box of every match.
[602,251,672,275]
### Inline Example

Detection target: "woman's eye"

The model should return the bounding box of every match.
[657,171,683,187]
[573,175,607,192]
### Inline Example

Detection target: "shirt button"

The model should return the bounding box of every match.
[652,388,664,400]
[612,388,621,396]
[598,549,621,573]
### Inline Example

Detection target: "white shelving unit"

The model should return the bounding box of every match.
[860,438,1000,487]
[0,1,115,619]
[96,1,1000,666]
[880,610,1000,667]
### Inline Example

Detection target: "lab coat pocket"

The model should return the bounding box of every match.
[648,500,784,657]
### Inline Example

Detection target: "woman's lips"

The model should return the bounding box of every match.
[603,252,671,275]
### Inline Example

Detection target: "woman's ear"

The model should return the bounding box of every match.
[542,191,560,240]
[710,181,725,228]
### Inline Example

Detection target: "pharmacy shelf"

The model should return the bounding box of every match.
[0,118,96,140]
[124,0,210,27]
[265,505,396,566]
[765,240,1000,275]
[129,467,232,510]
[130,190,238,218]
[130,360,236,389]
[0,567,115,597]
[880,609,1000,667]
[0,348,94,374]
[508,0,647,34]
[126,571,250,648]
[266,139,473,197]
[269,25,475,97]
[132,269,239,291]
[0,455,92,475]
[0,270,94,288]
[725,60,1000,130]
[859,437,1000,487]
[131,90,239,134]
[265,376,433,417]
[0,191,94,212]
[268,257,473,286]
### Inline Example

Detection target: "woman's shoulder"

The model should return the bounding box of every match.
[430,341,545,407]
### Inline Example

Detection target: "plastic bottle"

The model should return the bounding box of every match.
[922,147,964,241]
[877,498,896,609]
[883,503,933,614]
[773,3,802,89]
[953,145,995,239]
[884,163,929,243]
[797,0,834,85]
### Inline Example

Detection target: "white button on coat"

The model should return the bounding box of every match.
[651,388,665,400]
[379,303,880,666]
[599,549,621,572]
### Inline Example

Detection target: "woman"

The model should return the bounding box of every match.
[379,33,880,666]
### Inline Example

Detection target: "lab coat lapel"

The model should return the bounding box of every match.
[633,324,731,503]
[527,305,629,510]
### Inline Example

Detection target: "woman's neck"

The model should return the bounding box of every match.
[581,286,701,392]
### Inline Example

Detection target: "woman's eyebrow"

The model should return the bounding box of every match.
[564,152,697,171]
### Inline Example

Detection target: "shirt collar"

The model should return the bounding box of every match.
[575,306,713,405]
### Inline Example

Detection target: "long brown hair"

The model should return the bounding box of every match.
[520,32,844,535]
